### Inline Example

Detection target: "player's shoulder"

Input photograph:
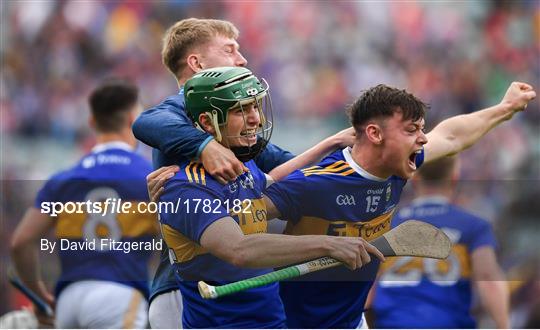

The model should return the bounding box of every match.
[448,204,491,227]
[77,148,151,176]
[37,159,90,199]
[174,161,213,187]
[163,93,185,107]
[299,150,356,179]
[41,167,77,191]
[124,150,153,170]
[162,162,226,203]
[140,93,185,120]
[153,93,185,112]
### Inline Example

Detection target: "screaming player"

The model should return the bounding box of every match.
[263,82,534,328]
[158,66,384,328]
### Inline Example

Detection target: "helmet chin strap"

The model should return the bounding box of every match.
[210,110,222,142]
[229,137,268,162]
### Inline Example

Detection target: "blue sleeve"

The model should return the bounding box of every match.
[132,95,211,160]
[246,160,267,192]
[34,180,54,209]
[159,181,228,244]
[264,170,306,223]
[254,143,295,173]
[468,218,497,252]
[33,173,65,211]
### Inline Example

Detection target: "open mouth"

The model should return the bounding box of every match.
[408,150,421,170]
[239,129,258,145]
[240,129,257,137]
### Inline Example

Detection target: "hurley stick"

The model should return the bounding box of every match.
[7,268,54,317]
[198,220,451,299]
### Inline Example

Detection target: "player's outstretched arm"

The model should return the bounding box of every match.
[10,208,56,309]
[199,216,384,270]
[268,127,355,181]
[472,246,510,329]
[424,82,536,163]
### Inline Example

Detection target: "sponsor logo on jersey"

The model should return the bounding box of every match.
[82,156,96,168]
[367,188,384,195]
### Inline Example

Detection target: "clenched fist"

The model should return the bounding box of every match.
[500,82,536,116]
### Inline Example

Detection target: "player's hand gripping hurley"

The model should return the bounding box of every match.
[198,220,451,299]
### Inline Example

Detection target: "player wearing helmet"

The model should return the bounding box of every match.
[182,66,273,162]
[135,19,356,328]
[157,66,384,328]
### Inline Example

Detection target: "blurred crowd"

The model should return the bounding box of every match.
[1,0,539,327]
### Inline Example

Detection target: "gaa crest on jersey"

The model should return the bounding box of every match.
[336,194,356,206]
[239,172,255,189]
[228,182,238,193]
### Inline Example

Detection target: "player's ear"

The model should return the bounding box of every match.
[198,113,216,135]
[365,123,383,145]
[187,53,204,73]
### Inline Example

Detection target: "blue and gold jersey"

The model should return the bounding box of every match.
[142,91,294,303]
[264,147,424,328]
[159,159,285,329]
[35,142,156,298]
[372,197,497,328]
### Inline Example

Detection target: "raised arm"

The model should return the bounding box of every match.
[424,82,535,163]
[268,127,355,181]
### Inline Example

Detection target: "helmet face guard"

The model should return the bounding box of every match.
[209,79,273,162]
[185,67,273,162]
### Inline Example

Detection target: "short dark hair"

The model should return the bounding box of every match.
[347,84,428,129]
[89,79,138,133]
[417,156,457,182]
